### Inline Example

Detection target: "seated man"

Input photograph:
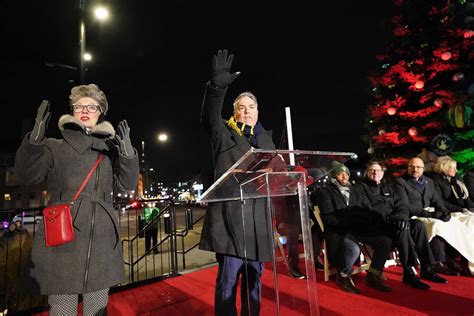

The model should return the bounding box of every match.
[317,161,392,294]
[358,160,447,289]
[394,157,461,276]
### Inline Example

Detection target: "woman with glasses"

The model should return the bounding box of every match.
[14,84,139,315]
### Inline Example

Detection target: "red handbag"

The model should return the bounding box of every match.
[43,154,103,247]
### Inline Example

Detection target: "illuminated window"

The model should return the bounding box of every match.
[4,193,11,201]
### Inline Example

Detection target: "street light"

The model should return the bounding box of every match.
[94,6,109,20]
[78,1,109,84]
[157,133,168,143]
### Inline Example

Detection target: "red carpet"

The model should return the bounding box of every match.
[33,265,474,315]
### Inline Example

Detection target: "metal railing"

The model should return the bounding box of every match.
[0,201,208,314]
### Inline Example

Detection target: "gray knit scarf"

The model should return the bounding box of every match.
[331,178,351,205]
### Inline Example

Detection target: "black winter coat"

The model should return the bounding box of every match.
[317,182,387,267]
[431,173,474,213]
[463,172,474,199]
[14,116,139,295]
[394,175,448,217]
[357,179,410,222]
[199,84,276,262]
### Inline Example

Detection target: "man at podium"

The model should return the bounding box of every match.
[199,49,276,315]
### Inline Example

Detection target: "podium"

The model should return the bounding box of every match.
[198,148,356,315]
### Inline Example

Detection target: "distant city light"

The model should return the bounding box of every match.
[83,53,92,61]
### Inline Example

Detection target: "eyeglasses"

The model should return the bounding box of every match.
[73,104,100,113]
[368,169,384,173]
[408,165,424,169]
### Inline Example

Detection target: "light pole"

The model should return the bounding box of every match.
[79,0,86,84]
[78,1,109,84]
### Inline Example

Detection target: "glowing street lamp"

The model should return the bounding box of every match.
[83,52,92,61]
[157,133,168,143]
[94,6,109,20]
[78,1,110,83]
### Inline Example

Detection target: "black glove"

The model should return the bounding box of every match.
[30,100,51,143]
[393,220,410,230]
[116,120,134,157]
[431,210,451,222]
[210,49,241,88]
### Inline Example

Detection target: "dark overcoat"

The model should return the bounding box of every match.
[394,175,448,216]
[317,182,386,268]
[14,115,139,295]
[462,172,474,199]
[357,179,410,222]
[199,85,275,262]
[430,173,474,212]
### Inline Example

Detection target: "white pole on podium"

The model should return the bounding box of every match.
[285,107,295,166]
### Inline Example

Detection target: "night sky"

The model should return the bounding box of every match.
[1,1,395,183]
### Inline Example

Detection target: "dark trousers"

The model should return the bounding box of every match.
[430,235,458,262]
[392,219,434,270]
[286,222,300,271]
[312,223,323,258]
[145,227,158,252]
[215,253,263,316]
[355,234,392,272]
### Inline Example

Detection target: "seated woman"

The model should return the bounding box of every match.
[430,155,474,276]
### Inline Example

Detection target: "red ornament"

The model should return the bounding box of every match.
[464,30,474,39]
[415,80,424,89]
[441,52,452,61]
[434,98,443,108]
[408,127,418,136]
[387,107,397,115]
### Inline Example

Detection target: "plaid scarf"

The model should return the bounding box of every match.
[227,116,262,147]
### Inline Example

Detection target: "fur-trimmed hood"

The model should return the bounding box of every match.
[58,114,115,139]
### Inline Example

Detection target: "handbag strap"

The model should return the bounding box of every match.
[72,154,104,202]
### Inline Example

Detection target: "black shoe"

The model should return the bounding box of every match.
[336,274,360,294]
[366,272,392,292]
[289,268,306,279]
[420,267,448,283]
[315,260,324,271]
[445,260,471,276]
[403,274,430,290]
[431,262,459,276]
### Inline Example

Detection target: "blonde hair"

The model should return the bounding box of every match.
[233,91,258,113]
[69,84,109,115]
[434,156,457,174]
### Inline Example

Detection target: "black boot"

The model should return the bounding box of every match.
[289,267,306,279]
[403,273,430,290]
[366,271,392,292]
[420,265,448,283]
[336,274,360,294]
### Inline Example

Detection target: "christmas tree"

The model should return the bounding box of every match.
[366,0,474,175]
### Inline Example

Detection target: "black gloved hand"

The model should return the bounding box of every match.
[30,100,51,143]
[431,210,451,222]
[116,120,134,157]
[210,49,241,88]
[393,220,410,230]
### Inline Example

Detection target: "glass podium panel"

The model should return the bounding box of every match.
[198,149,356,315]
